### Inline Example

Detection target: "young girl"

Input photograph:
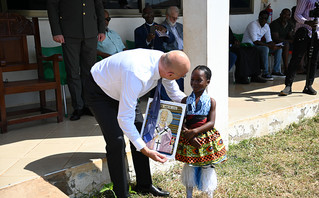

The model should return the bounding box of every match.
[175,65,227,198]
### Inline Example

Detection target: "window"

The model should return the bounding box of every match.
[145,0,181,9]
[1,0,182,17]
[230,0,254,15]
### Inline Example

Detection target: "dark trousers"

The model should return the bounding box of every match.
[231,46,261,79]
[62,37,97,110]
[285,27,319,87]
[83,75,152,198]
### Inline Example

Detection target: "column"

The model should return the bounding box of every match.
[183,0,230,146]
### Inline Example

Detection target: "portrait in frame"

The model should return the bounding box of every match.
[141,98,186,159]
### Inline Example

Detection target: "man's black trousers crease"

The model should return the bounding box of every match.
[230,46,261,79]
[285,27,318,87]
[83,74,152,198]
[62,37,97,110]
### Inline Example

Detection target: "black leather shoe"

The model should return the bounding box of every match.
[251,76,267,83]
[235,77,250,84]
[70,109,84,121]
[303,86,317,95]
[135,185,169,197]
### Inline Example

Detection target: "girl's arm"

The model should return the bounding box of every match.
[183,97,216,141]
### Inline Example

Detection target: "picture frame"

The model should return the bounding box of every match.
[140,98,186,159]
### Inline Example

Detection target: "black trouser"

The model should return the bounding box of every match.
[83,74,152,198]
[231,46,262,79]
[62,37,97,110]
[285,27,319,87]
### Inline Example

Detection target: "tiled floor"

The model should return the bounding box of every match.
[0,73,319,188]
[0,116,106,187]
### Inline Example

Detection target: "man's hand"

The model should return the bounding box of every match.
[53,35,65,44]
[233,40,241,48]
[155,25,167,33]
[305,20,318,29]
[147,33,155,42]
[267,42,281,51]
[141,147,168,163]
[98,33,106,42]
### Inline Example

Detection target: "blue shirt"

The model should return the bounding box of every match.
[97,29,125,55]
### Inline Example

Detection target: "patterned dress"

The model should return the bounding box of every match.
[175,91,227,166]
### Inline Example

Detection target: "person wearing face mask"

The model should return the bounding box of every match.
[97,10,126,58]
[161,6,183,51]
[134,5,175,52]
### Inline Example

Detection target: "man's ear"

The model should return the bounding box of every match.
[207,79,211,84]
[167,71,174,77]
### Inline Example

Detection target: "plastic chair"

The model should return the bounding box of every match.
[233,33,243,42]
[126,40,135,49]
[42,46,68,117]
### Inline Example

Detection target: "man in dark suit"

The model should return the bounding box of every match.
[134,6,175,52]
[47,0,106,121]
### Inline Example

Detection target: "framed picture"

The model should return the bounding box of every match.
[140,98,186,159]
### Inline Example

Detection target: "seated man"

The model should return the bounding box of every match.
[270,8,294,74]
[160,6,184,100]
[161,6,183,51]
[97,10,126,58]
[134,5,175,52]
[229,27,266,84]
[242,10,283,80]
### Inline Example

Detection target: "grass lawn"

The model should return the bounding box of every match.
[92,114,319,198]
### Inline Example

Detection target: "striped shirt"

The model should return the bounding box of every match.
[295,0,319,38]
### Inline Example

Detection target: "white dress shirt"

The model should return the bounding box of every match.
[242,20,272,44]
[91,48,186,151]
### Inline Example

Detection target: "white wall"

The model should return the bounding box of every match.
[230,0,297,34]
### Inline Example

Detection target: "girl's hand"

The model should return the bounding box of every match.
[189,137,202,148]
[183,128,197,141]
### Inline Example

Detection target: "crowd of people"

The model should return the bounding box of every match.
[230,7,294,84]
[46,0,318,197]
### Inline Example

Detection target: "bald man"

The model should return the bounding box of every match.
[84,49,190,198]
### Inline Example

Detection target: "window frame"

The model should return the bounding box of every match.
[230,0,254,15]
[1,0,183,18]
